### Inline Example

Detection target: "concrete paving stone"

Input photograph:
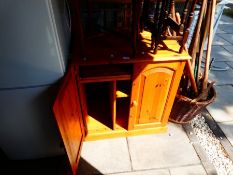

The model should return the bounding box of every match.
[222,26,233,34]
[227,61,233,69]
[218,34,233,45]
[208,62,233,85]
[223,46,233,55]
[108,169,170,175]
[219,15,233,25]
[218,121,233,147]
[201,161,218,175]
[127,123,200,171]
[169,165,207,175]
[218,24,233,34]
[207,85,233,123]
[183,124,199,144]
[203,46,233,62]
[192,143,210,163]
[216,27,226,34]
[78,138,131,175]
[213,35,232,46]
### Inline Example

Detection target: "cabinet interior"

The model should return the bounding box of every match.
[79,0,133,59]
[116,80,131,129]
[84,82,113,131]
[79,64,133,133]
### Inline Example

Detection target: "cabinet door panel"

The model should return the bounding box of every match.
[138,68,174,124]
[129,62,185,130]
[53,66,85,175]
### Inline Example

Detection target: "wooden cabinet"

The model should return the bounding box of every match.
[129,62,185,130]
[52,41,190,174]
[53,0,191,171]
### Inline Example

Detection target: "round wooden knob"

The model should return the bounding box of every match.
[132,100,137,107]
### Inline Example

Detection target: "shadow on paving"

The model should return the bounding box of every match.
[0,152,104,175]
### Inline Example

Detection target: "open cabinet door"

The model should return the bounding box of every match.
[53,65,85,175]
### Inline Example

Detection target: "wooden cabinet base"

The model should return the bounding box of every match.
[85,124,167,141]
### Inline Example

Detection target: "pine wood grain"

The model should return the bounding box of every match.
[53,66,85,175]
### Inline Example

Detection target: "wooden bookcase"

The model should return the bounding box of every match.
[53,32,190,174]
[53,0,191,173]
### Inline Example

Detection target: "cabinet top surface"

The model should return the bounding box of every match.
[73,31,191,66]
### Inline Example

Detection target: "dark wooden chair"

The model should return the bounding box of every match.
[141,0,198,54]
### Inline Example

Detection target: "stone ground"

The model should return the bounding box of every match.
[77,123,213,175]
[208,12,233,136]
[1,6,233,175]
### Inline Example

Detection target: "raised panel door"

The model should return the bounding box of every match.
[129,62,185,130]
[53,65,85,175]
[138,67,174,124]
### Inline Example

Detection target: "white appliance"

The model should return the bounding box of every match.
[0,0,71,159]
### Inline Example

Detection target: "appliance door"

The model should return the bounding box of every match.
[0,0,70,88]
[0,85,64,159]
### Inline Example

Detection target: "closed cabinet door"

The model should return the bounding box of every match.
[129,62,184,130]
[138,67,173,124]
[53,65,85,175]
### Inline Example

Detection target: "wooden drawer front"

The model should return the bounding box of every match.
[138,67,174,124]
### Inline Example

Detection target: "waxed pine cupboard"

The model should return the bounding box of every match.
[52,1,190,173]
[53,38,190,174]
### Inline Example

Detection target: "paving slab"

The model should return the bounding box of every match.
[207,85,233,123]
[216,27,226,34]
[127,123,200,171]
[208,62,233,85]
[213,35,232,46]
[219,15,233,24]
[218,34,233,45]
[223,46,233,54]
[108,169,170,175]
[227,61,233,69]
[218,121,233,147]
[218,24,233,34]
[203,46,233,62]
[78,138,131,175]
[169,165,207,175]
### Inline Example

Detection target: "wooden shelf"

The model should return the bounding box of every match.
[82,79,132,133]
[79,64,132,83]
[73,31,191,66]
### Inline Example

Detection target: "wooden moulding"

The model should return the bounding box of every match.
[84,125,168,141]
